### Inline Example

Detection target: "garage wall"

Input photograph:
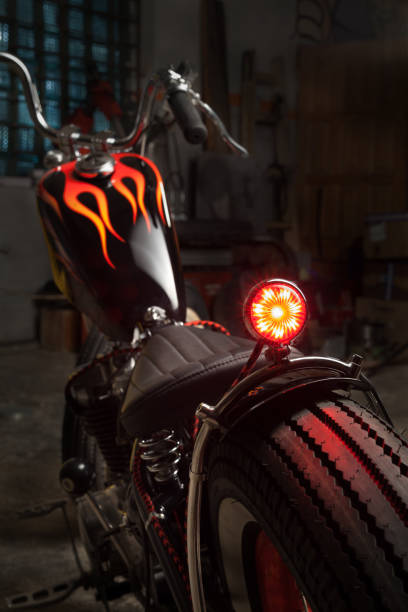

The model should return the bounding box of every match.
[0,178,51,343]
[142,0,296,94]
[3,1,407,342]
[142,0,298,234]
[296,38,408,263]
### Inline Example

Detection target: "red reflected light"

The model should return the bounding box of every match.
[244,280,307,344]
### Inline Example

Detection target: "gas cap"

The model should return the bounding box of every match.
[75,151,116,179]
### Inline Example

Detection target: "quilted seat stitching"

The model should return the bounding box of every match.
[168,326,219,356]
[122,351,260,419]
[175,326,240,355]
[140,328,252,378]
[152,332,191,363]
[154,327,242,363]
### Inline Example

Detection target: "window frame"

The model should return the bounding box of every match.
[0,0,141,176]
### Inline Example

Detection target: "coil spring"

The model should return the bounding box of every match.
[139,430,182,483]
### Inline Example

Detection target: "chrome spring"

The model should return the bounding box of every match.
[139,430,182,483]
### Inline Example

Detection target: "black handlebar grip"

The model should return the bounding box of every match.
[167,90,208,145]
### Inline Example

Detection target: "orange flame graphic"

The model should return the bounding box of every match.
[38,179,62,220]
[117,153,167,225]
[111,161,149,230]
[38,155,164,269]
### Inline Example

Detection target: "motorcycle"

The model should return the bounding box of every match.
[2,51,408,612]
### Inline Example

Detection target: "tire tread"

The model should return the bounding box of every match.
[207,395,408,612]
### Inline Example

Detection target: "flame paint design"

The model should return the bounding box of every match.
[111,161,149,230]
[38,180,62,219]
[117,153,167,225]
[38,155,166,269]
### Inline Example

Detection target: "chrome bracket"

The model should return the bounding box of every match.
[144,510,165,530]
[56,124,81,159]
[350,353,363,378]
[89,130,115,153]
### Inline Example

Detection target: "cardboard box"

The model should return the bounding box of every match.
[40,307,81,352]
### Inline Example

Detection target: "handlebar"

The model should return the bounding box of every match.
[0,53,58,141]
[0,52,248,158]
[168,90,208,145]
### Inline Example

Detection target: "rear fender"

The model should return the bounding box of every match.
[203,355,391,437]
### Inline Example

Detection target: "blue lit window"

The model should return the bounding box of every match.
[97,64,108,77]
[68,100,79,113]
[18,27,35,48]
[68,58,83,69]
[16,0,33,24]
[0,65,10,88]
[68,69,86,85]
[68,9,84,34]
[68,82,86,100]
[44,79,61,99]
[0,125,8,151]
[0,23,9,50]
[44,35,59,53]
[44,55,60,78]
[18,95,32,125]
[69,38,85,57]
[92,44,108,63]
[18,127,35,152]
[92,16,107,41]
[44,101,60,129]
[18,48,35,62]
[0,91,7,121]
[0,0,138,175]
[93,0,108,11]
[43,1,58,33]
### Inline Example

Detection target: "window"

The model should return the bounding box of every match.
[0,0,141,175]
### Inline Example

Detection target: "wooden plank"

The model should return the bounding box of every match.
[303,174,393,186]
[296,40,408,261]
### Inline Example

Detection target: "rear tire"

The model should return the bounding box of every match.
[207,395,408,612]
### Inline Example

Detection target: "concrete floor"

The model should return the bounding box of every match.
[0,343,407,612]
[0,344,140,612]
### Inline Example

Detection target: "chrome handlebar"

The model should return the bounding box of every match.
[0,51,248,158]
[193,95,248,157]
[0,53,58,141]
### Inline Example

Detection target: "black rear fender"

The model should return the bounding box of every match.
[210,356,391,437]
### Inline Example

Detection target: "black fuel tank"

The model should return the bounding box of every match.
[37,153,186,341]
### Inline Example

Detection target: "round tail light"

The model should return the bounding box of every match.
[243,279,307,344]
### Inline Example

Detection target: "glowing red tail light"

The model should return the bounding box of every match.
[244,280,307,344]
